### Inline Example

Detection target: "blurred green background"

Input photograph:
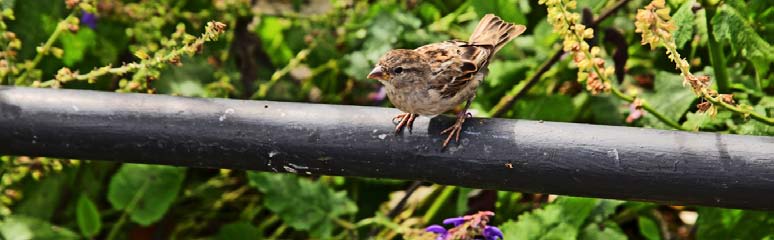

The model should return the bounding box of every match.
[0,0,773,239]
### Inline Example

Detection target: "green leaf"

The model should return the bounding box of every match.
[712,5,774,80]
[215,221,263,240]
[471,0,527,25]
[157,56,214,97]
[8,0,64,59]
[417,3,441,22]
[638,216,661,240]
[587,96,624,125]
[681,111,731,131]
[59,28,97,66]
[696,208,774,239]
[729,96,774,136]
[672,0,696,48]
[15,169,70,221]
[344,10,420,80]
[1,0,14,9]
[514,94,580,122]
[641,71,698,129]
[579,221,627,240]
[0,215,79,240]
[486,60,535,88]
[256,16,294,66]
[107,164,185,226]
[76,194,102,238]
[500,197,611,240]
[247,172,357,238]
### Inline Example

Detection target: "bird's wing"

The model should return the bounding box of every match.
[417,40,492,98]
[418,14,526,98]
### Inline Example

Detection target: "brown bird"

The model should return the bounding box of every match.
[367,14,526,148]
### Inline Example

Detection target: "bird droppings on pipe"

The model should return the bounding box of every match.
[607,149,620,166]
[219,108,235,122]
[283,166,297,173]
[492,135,509,139]
[71,105,79,111]
[287,163,309,170]
[268,150,279,158]
[464,131,481,135]
[483,145,492,153]
[378,134,387,140]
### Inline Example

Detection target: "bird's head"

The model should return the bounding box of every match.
[368,50,429,87]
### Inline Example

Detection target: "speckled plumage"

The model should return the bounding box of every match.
[367,14,526,147]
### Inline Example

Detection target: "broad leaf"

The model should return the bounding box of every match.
[672,0,696,48]
[579,221,626,240]
[696,208,774,239]
[59,28,97,66]
[501,197,622,240]
[76,194,102,238]
[638,216,661,240]
[247,172,357,238]
[107,164,185,226]
[514,94,582,122]
[471,0,527,25]
[15,169,70,221]
[0,215,79,240]
[712,5,774,82]
[215,221,263,240]
[641,71,698,129]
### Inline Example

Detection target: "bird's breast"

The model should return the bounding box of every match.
[384,80,478,116]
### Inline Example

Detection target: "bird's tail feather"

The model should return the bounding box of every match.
[468,14,526,53]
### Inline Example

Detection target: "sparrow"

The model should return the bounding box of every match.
[367,14,526,148]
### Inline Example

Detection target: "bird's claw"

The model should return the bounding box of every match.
[393,113,417,134]
[441,113,468,149]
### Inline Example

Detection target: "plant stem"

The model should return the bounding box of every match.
[106,180,152,240]
[257,214,279,234]
[555,1,687,131]
[253,42,317,99]
[269,223,288,239]
[422,186,455,224]
[703,6,730,93]
[704,89,774,125]
[490,0,631,117]
[659,31,774,126]
[16,10,77,84]
[38,23,222,87]
[609,86,687,130]
[489,51,563,117]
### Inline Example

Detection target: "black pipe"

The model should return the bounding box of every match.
[1,87,773,209]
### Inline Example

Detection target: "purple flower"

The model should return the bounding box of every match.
[81,10,97,29]
[425,225,449,240]
[483,226,503,240]
[368,86,387,102]
[442,217,466,226]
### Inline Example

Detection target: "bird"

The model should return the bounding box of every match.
[367,14,526,148]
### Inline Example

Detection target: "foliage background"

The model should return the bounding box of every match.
[0,0,773,239]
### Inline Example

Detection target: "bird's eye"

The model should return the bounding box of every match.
[393,67,403,74]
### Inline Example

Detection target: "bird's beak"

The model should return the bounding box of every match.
[368,66,387,81]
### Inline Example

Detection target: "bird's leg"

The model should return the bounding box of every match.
[393,113,417,134]
[441,99,473,148]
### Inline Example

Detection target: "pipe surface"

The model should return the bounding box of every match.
[1,87,773,209]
